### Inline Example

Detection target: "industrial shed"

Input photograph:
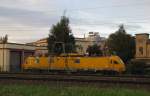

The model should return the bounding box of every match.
[0,43,36,72]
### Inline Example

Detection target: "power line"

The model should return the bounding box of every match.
[0,16,149,27]
[0,2,149,15]
[68,2,150,12]
[29,2,150,12]
[0,21,149,29]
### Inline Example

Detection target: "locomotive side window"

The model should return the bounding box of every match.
[111,60,119,64]
[74,59,80,64]
[113,60,119,64]
[35,57,40,64]
[110,60,113,64]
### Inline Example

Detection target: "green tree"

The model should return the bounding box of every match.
[0,35,8,43]
[86,44,102,56]
[4,34,8,43]
[47,16,75,55]
[107,24,135,63]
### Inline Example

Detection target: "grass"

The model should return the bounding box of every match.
[0,84,149,96]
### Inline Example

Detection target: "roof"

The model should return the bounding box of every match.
[0,43,36,50]
[36,37,48,42]
[135,33,149,35]
[0,42,36,47]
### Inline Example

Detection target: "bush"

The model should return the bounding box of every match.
[126,61,146,75]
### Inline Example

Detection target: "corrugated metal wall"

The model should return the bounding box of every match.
[9,51,34,72]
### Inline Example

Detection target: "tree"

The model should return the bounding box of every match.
[107,24,135,63]
[86,44,102,56]
[47,16,75,55]
[0,35,8,43]
[3,34,8,43]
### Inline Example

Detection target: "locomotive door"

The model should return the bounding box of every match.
[110,59,114,71]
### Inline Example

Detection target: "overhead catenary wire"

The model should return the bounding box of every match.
[4,1,150,13]
[0,3,150,28]
[0,2,150,32]
[0,17,150,28]
[0,1,150,16]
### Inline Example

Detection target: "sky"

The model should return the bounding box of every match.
[0,0,150,43]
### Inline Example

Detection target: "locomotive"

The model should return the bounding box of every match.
[22,54,125,74]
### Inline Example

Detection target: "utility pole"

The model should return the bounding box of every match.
[54,42,69,72]
[2,42,4,72]
[2,35,8,72]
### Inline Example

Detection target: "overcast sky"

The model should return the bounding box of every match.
[0,0,150,43]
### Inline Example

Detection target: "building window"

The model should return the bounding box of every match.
[139,47,143,55]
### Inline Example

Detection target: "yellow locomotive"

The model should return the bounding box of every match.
[22,54,125,73]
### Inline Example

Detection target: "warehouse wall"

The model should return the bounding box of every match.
[0,43,35,72]
[0,49,10,71]
[0,43,45,72]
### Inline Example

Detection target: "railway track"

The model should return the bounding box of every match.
[0,72,150,78]
[0,72,150,85]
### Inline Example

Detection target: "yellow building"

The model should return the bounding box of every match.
[27,38,48,47]
[135,33,150,60]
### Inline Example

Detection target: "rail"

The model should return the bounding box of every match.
[0,72,150,84]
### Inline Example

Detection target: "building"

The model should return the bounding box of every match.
[75,32,106,54]
[0,41,47,72]
[29,32,106,54]
[35,46,48,55]
[27,38,48,47]
[135,33,150,61]
[0,43,35,72]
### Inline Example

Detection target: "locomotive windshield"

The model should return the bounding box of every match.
[119,59,124,64]
[110,57,124,65]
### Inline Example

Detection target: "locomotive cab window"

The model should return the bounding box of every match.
[113,60,119,64]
